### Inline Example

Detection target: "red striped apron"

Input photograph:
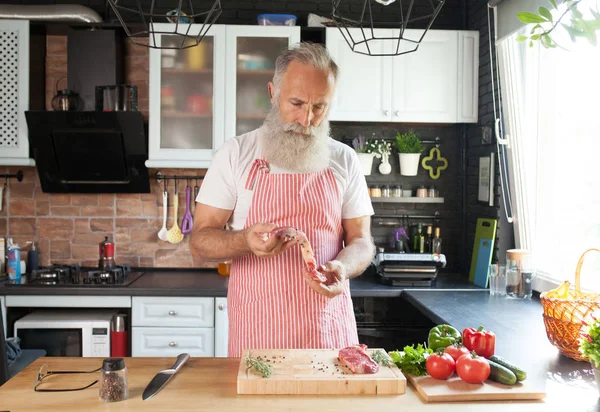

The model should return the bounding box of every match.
[228,158,359,357]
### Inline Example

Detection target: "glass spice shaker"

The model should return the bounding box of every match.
[393,185,402,197]
[371,185,381,198]
[99,358,128,402]
[382,185,390,198]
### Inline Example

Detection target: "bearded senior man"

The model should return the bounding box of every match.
[191,42,376,357]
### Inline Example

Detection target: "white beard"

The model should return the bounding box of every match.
[260,105,331,173]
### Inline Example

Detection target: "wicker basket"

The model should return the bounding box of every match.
[540,248,600,361]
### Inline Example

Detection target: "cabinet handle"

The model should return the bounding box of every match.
[384,110,389,116]
[218,304,227,311]
[394,110,400,116]
[168,310,177,316]
[169,342,177,347]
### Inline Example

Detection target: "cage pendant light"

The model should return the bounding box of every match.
[106,0,222,49]
[331,0,445,56]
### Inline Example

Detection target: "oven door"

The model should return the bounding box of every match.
[15,328,84,357]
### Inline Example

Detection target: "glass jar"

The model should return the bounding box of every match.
[218,260,231,276]
[99,358,128,402]
[382,185,390,198]
[392,185,402,197]
[428,185,437,198]
[416,185,427,198]
[370,185,381,198]
[506,249,535,299]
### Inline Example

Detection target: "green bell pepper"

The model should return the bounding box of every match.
[427,324,461,351]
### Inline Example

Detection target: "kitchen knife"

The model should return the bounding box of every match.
[142,353,190,400]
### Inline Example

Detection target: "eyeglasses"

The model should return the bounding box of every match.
[33,364,101,392]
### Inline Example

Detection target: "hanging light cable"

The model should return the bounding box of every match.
[331,0,445,56]
[106,0,222,49]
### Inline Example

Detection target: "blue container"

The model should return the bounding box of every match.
[7,240,21,282]
[257,14,297,26]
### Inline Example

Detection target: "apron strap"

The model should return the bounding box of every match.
[244,158,270,190]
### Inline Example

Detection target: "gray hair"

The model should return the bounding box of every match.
[272,42,339,96]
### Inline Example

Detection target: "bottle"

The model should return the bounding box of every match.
[26,241,39,273]
[413,224,425,253]
[424,226,433,253]
[7,238,21,282]
[110,315,128,357]
[99,358,128,402]
[432,227,442,254]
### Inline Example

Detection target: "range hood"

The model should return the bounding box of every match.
[25,111,151,193]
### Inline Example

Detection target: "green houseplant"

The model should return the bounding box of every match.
[352,134,379,176]
[394,131,423,176]
[580,311,600,393]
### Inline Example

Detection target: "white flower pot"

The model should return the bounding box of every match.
[356,153,375,176]
[398,153,421,176]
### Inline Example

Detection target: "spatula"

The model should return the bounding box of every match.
[181,184,193,235]
[158,190,169,241]
[167,181,183,244]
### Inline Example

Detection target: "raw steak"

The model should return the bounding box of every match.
[338,344,379,374]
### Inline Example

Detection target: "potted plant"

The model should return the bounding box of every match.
[372,139,393,175]
[352,135,377,176]
[580,311,600,393]
[394,130,423,176]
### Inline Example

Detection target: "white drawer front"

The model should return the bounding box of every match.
[132,327,215,357]
[132,297,214,327]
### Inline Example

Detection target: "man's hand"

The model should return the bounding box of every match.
[244,222,299,258]
[303,260,347,298]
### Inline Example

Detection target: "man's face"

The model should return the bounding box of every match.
[268,61,336,132]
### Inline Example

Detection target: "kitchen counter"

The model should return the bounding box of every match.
[0,269,481,297]
[0,356,587,411]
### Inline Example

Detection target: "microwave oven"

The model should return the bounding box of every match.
[14,310,117,357]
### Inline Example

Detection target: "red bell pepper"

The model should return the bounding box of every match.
[462,326,496,359]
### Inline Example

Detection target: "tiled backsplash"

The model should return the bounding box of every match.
[0,167,211,269]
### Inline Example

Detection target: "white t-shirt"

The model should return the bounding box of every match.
[196,127,374,230]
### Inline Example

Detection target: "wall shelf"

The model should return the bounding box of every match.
[370,197,444,204]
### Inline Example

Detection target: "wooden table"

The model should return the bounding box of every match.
[0,357,576,411]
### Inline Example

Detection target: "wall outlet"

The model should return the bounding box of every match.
[481,126,493,145]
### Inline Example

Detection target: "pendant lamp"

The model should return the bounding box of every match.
[331,0,445,56]
[106,0,222,49]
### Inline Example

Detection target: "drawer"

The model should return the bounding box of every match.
[132,327,215,357]
[132,297,214,327]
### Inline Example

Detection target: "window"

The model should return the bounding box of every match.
[497,4,600,293]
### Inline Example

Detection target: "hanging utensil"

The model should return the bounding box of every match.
[0,176,8,212]
[193,178,200,213]
[158,178,169,241]
[167,178,183,244]
[181,179,193,235]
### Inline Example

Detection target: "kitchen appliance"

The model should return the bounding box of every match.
[51,88,82,111]
[24,111,150,193]
[4,264,144,287]
[374,252,446,287]
[14,310,117,357]
[99,236,116,270]
[95,84,138,112]
[142,353,190,400]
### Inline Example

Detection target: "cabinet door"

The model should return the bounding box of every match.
[391,29,458,123]
[132,327,215,357]
[214,297,228,357]
[326,28,393,122]
[457,31,479,123]
[147,24,226,169]
[224,26,300,139]
[0,20,34,166]
[132,297,215,328]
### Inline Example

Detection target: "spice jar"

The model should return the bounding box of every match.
[392,185,402,197]
[382,185,390,198]
[428,185,437,198]
[99,358,128,402]
[416,185,427,198]
[370,185,381,198]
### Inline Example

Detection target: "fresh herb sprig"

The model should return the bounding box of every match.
[245,354,273,378]
[371,350,394,367]
[388,343,433,376]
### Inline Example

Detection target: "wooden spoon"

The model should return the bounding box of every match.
[167,182,183,244]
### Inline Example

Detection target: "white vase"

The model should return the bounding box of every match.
[378,153,392,175]
[356,153,375,176]
[398,153,421,176]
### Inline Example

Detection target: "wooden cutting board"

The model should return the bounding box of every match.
[237,349,406,395]
[407,374,546,402]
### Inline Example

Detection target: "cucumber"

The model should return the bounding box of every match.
[488,360,517,385]
[489,355,527,382]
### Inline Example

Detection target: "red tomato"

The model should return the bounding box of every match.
[456,352,491,384]
[444,345,470,362]
[426,353,456,380]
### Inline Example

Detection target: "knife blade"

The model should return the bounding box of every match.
[142,353,190,400]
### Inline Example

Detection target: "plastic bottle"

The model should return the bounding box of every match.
[27,241,39,272]
[7,238,21,282]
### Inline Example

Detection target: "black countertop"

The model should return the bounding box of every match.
[0,269,481,297]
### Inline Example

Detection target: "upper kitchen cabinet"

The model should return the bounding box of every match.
[0,19,34,166]
[224,25,300,139]
[326,28,479,124]
[146,24,299,169]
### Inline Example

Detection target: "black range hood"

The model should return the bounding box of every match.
[25,111,150,193]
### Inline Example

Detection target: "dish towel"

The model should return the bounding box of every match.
[5,336,22,365]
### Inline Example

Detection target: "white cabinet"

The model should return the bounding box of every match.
[214,297,228,357]
[146,24,299,169]
[132,297,214,328]
[132,327,215,357]
[326,28,479,123]
[0,20,34,166]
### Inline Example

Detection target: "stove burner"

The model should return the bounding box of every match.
[10,264,142,287]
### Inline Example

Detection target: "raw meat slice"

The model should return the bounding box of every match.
[338,344,380,374]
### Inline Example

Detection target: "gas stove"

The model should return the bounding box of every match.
[6,264,145,287]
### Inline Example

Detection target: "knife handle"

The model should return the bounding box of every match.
[171,353,190,372]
